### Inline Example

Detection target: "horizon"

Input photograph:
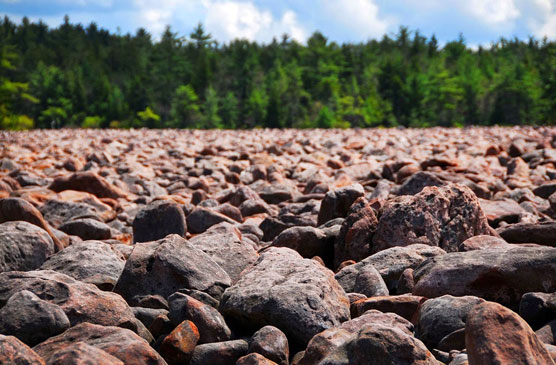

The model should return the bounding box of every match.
[1,0,556,47]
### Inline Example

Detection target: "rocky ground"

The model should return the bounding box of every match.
[1,127,556,364]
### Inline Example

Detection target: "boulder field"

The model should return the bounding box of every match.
[1,127,556,364]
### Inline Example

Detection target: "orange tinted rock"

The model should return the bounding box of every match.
[159,320,200,365]
[466,301,555,365]
[0,335,45,365]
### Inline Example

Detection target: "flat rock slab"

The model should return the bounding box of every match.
[413,246,556,308]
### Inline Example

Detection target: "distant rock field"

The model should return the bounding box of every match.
[1,127,556,364]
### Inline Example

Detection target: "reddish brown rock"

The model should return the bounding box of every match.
[351,295,427,322]
[333,197,378,267]
[33,323,166,365]
[373,184,492,253]
[465,301,555,365]
[168,292,231,344]
[45,342,124,365]
[458,235,509,251]
[0,270,139,330]
[49,171,128,199]
[412,246,556,308]
[0,197,64,251]
[237,353,278,365]
[0,335,45,365]
[159,320,200,365]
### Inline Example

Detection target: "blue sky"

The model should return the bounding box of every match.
[2,0,556,46]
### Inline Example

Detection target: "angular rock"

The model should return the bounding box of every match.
[335,244,446,293]
[270,226,331,263]
[458,235,509,251]
[413,247,556,308]
[189,339,248,365]
[318,324,438,365]
[0,221,54,272]
[373,184,492,253]
[317,184,364,225]
[132,200,186,243]
[0,270,138,330]
[41,240,126,290]
[114,234,231,303]
[519,292,556,330]
[248,326,289,365]
[220,247,350,347]
[159,320,199,365]
[186,207,236,234]
[40,199,104,228]
[33,322,166,365]
[168,292,231,344]
[49,171,127,199]
[333,197,378,267]
[189,223,258,283]
[45,342,124,365]
[237,353,278,365]
[497,221,556,247]
[337,264,388,298]
[415,295,485,349]
[537,320,556,345]
[466,301,555,365]
[351,295,426,322]
[0,335,45,365]
[0,197,63,251]
[395,171,447,196]
[58,218,112,241]
[0,290,70,346]
[480,198,527,226]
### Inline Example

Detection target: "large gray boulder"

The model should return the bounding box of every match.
[114,234,231,303]
[0,290,70,346]
[41,240,126,290]
[220,247,350,347]
[189,223,258,283]
[0,221,55,273]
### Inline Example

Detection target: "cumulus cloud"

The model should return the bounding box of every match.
[526,0,556,38]
[464,0,520,25]
[130,0,307,42]
[204,1,306,43]
[323,0,390,39]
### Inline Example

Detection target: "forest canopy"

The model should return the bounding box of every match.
[1,15,556,130]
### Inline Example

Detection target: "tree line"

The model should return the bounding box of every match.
[1,15,556,130]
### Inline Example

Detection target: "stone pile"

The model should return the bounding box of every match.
[1,126,556,364]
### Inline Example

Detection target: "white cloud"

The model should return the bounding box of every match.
[526,0,556,38]
[323,0,390,39]
[464,0,520,25]
[130,0,307,43]
[204,1,307,43]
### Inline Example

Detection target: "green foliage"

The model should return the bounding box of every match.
[170,85,200,128]
[0,44,36,129]
[136,106,160,128]
[81,115,103,128]
[1,16,556,129]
